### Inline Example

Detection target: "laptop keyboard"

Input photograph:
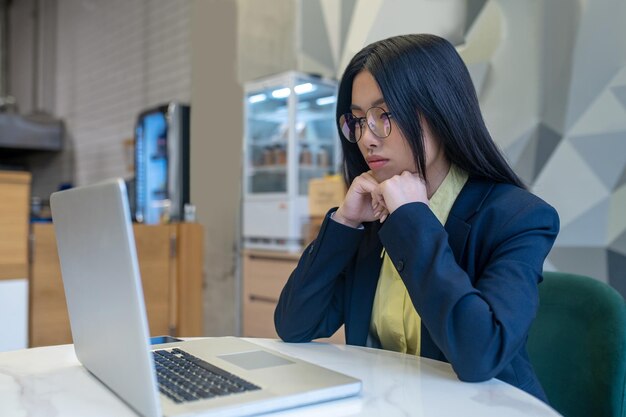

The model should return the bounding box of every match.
[153,348,260,403]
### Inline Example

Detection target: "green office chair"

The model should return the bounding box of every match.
[528,271,626,417]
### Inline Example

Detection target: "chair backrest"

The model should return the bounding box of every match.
[528,271,626,417]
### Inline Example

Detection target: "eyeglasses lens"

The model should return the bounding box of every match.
[368,107,391,138]
[339,114,359,143]
[339,107,390,143]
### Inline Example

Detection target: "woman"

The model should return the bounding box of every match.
[274,34,559,403]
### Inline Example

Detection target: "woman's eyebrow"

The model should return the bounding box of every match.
[350,98,387,111]
[372,98,386,107]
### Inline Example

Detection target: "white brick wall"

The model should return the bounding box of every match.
[55,0,191,186]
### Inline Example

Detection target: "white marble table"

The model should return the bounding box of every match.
[0,338,561,417]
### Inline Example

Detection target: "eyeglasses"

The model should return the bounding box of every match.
[338,107,393,143]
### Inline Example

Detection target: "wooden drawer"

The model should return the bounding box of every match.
[243,252,298,302]
[243,297,345,344]
[241,250,345,344]
[243,298,278,338]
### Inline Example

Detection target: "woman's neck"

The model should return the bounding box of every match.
[426,158,451,199]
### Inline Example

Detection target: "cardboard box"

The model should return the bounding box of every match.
[308,175,346,217]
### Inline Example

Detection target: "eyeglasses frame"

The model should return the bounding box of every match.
[338,106,393,143]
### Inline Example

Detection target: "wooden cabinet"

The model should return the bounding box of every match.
[0,171,31,279]
[0,171,31,351]
[242,250,344,344]
[29,222,204,347]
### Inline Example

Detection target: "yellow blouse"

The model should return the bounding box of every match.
[369,164,468,355]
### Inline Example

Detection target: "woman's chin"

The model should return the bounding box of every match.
[371,168,395,183]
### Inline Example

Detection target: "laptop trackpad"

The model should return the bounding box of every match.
[218,350,295,370]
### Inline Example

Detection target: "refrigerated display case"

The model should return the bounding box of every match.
[243,71,339,252]
[134,102,190,224]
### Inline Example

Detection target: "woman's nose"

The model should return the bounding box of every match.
[360,126,380,148]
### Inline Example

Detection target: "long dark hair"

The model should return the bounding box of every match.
[336,33,525,189]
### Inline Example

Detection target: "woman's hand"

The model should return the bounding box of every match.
[375,171,429,219]
[334,171,385,227]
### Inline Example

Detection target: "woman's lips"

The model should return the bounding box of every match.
[366,157,389,169]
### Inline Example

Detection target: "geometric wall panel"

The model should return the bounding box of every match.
[508,123,561,185]
[532,140,609,228]
[610,65,626,87]
[301,0,335,73]
[612,85,626,110]
[463,0,489,38]
[567,87,626,137]
[609,184,626,242]
[314,0,357,72]
[543,258,557,272]
[339,0,358,61]
[337,0,489,77]
[337,0,384,76]
[556,198,609,247]
[548,247,608,283]
[299,53,333,79]
[504,125,534,167]
[458,0,503,65]
[365,0,468,48]
[532,123,562,183]
[319,0,341,64]
[617,165,626,189]
[610,231,626,257]
[466,61,490,97]
[512,127,538,184]
[563,12,626,133]
[531,0,626,298]
[608,250,626,298]
[570,131,626,190]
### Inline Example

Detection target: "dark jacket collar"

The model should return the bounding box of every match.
[448,177,495,222]
[444,177,495,264]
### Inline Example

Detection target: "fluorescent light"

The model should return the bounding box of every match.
[315,96,336,106]
[271,88,291,98]
[294,83,315,94]
[248,93,267,103]
[270,83,317,99]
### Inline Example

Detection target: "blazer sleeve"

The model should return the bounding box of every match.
[379,199,559,382]
[274,209,364,342]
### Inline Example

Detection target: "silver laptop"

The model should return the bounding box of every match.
[50,178,361,417]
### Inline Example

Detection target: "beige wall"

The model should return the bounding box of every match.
[190,0,242,336]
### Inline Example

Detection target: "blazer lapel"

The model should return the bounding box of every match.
[445,177,494,264]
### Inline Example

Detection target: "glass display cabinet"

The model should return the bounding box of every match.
[242,71,339,252]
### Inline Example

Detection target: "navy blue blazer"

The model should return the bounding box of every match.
[274,177,560,402]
